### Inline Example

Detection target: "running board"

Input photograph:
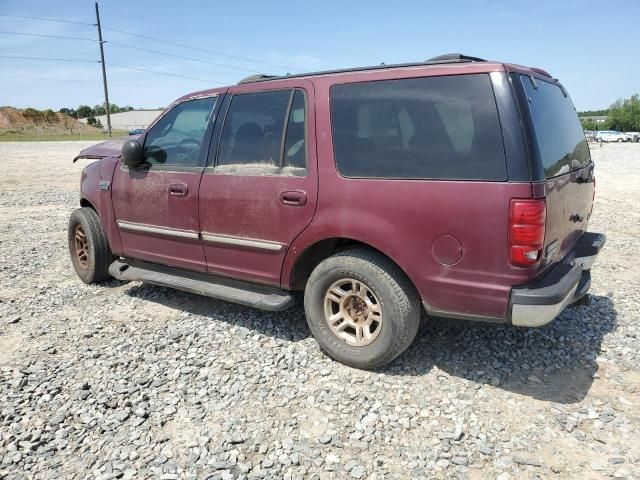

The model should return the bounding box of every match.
[108,259,294,311]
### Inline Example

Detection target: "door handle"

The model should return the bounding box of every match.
[279,190,307,206]
[168,183,188,197]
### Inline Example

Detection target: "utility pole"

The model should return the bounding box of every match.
[95,2,112,137]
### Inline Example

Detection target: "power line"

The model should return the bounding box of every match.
[0,12,305,73]
[0,29,261,75]
[0,13,94,26]
[0,30,97,42]
[0,54,98,63]
[107,41,260,74]
[2,74,140,86]
[0,11,305,73]
[0,55,221,83]
[3,74,97,83]
[105,62,218,84]
[102,26,302,72]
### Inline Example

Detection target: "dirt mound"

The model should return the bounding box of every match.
[0,107,101,135]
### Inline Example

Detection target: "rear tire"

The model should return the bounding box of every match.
[304,248,421,370]
[68,207,114,284]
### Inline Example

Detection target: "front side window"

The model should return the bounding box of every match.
[330,74,506,180]
[143,96,217,167]
[520,76,590,178]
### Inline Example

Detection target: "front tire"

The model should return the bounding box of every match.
[68,207,114,283]
[304,248,421,370]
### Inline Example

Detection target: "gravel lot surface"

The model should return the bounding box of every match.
[1,141,639,480]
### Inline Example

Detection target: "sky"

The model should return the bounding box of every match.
[0,0,638,112]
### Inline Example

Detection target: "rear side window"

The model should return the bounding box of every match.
[330,74,506,180]
[217,90,291,167]
[283,90,306,169]
[520,76,590,178]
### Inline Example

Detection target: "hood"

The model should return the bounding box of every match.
[73,136,137,162]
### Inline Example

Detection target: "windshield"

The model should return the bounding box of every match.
[521,75,590,178]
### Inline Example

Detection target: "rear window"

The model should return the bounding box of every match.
[330,74,506,180]
[520,75,590,178]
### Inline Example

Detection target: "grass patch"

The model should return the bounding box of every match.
[0,131,128,142]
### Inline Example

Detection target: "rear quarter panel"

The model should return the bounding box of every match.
[284,179,536,319]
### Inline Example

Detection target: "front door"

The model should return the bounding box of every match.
[198,81,317,285]
[112,95,219,271]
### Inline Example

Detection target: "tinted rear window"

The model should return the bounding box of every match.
[520,75,590,178]
[330,74,506,180]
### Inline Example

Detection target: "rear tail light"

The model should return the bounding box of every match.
[509,199,546,267]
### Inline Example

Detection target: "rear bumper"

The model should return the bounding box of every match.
[510,232,605,327]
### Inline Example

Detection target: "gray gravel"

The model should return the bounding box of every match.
[1,141,639,479]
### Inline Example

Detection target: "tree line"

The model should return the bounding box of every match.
[579,93,640,132]
[578,108,609,117]
[58,104,135,127]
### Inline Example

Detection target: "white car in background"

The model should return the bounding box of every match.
[595,130,631,142]
[624,132,640,142]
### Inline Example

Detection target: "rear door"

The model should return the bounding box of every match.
[111,95,220,271]
[198,80,317,286]
[520,75,595,265]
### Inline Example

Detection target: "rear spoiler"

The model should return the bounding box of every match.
[530,67,552,78]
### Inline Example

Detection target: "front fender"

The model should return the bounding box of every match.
[79,157,123,256]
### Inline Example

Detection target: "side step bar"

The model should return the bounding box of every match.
[108,259,294,311]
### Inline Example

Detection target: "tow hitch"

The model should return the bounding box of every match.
[570,293,591,307]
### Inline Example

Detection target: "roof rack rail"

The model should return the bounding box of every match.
[237,74,277,84]
[426,53,487,62]
[235,55,490,85]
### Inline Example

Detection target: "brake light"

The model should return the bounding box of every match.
[509,199,546,267]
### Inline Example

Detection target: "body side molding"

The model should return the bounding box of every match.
[201,232,285,252]
[116,220,199,240]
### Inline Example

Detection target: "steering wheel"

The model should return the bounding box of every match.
[177,138,200,154]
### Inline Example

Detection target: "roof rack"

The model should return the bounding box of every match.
[426,53,486,62]
[237,54,488,84]
[237,74,277,84]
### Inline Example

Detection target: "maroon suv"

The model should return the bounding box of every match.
[69,54,604,369]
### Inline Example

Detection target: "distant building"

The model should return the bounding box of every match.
[80,109,164,131]
[579,115,608,124]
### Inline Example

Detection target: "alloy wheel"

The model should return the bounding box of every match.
[323,278,382,346]
[74,224,89,270]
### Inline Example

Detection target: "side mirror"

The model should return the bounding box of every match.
[121,139,144,167]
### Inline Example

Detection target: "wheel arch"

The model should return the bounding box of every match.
[80,197,96,211]
[285,236,416,294]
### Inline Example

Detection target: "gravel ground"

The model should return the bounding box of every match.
[0,141,639,480]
